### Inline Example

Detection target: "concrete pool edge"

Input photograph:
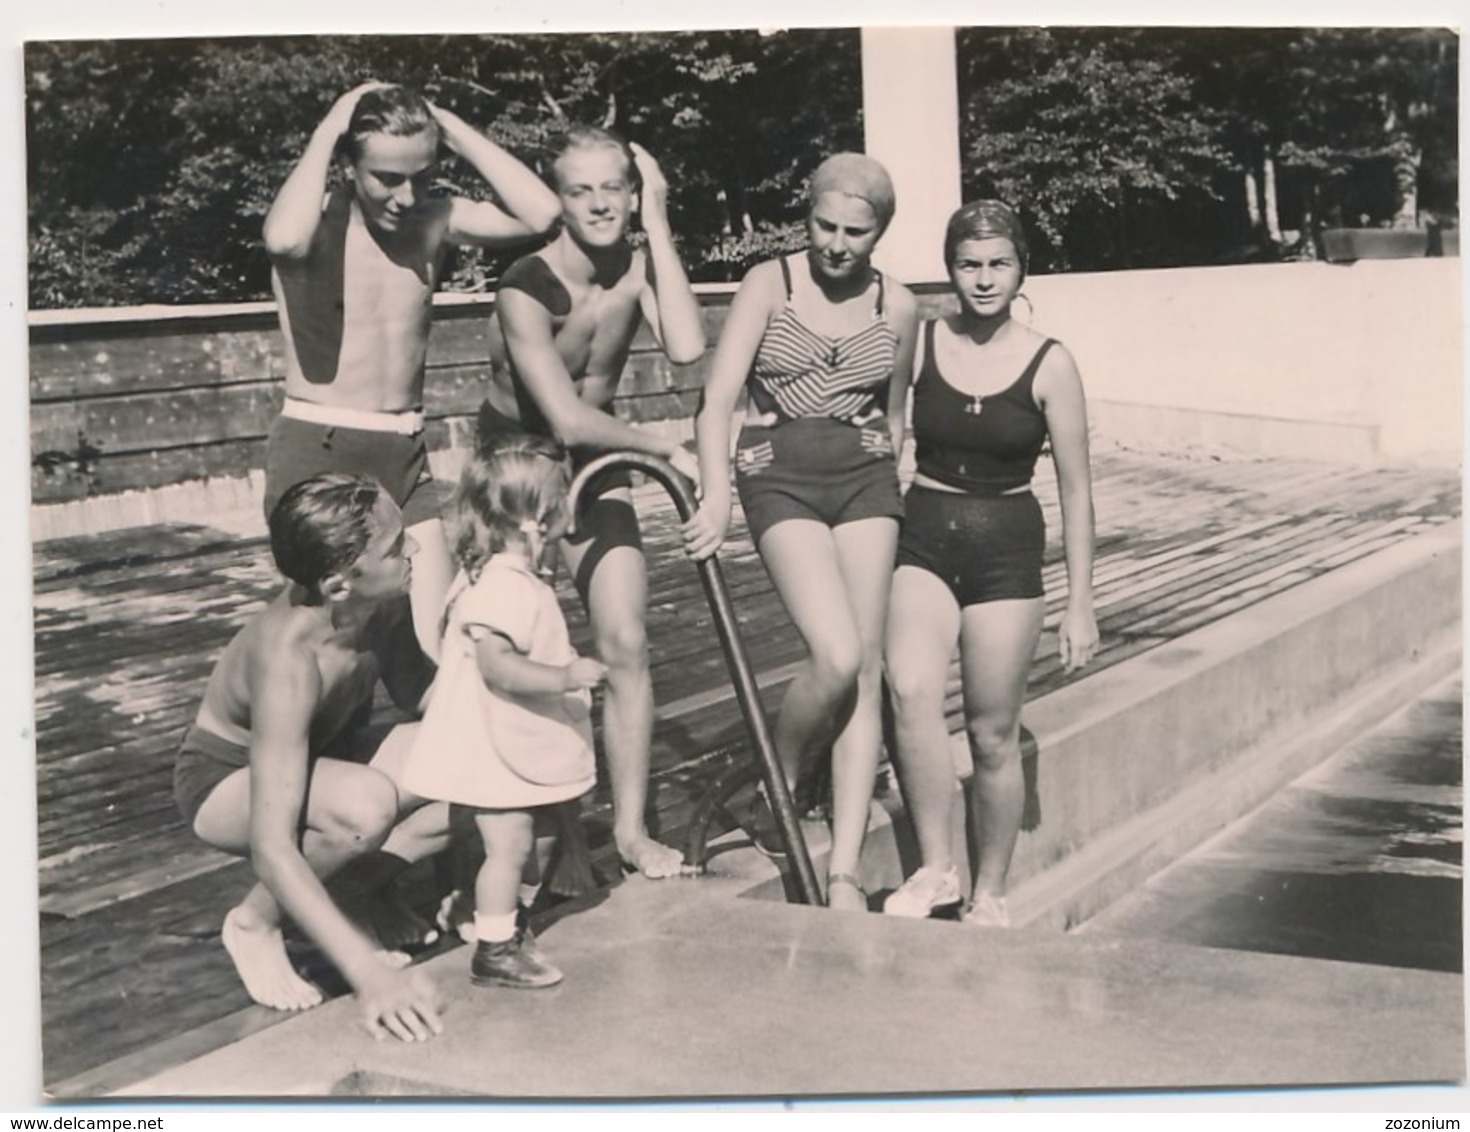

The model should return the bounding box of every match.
[54,522,1464,1099]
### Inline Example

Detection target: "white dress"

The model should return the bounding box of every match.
[403,554,596,809]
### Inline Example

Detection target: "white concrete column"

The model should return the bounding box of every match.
[860,26,963,286]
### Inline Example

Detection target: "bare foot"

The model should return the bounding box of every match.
[221,907,323,1011]
[618,832,691,880]
[368,886,439,951]
[435,888,475,945]
[375,949,412,970]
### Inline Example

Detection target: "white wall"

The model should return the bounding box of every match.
[1016,258,1462,466]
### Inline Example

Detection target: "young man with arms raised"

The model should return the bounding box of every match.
[477,126,705,879]
[264,82,561,659]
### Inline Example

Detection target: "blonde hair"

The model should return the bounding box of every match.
[450,435,568,581]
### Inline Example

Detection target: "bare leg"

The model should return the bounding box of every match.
[406,517,454,663]
[436,808,553,944]
[435,805,482,944]
[469,809,563,989]
[561,514,684,879]
[758,520,864,785]
[884,565,964,875]
[757,520,867,908]
[825,518,900,909]
[194,759,400,1011]
[472,810,535,924]
[958,598,1045,903]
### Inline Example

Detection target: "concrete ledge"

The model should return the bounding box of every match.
[699,523,1462,930]
[110,874,1462,1097]
[929,520,1461,930]
[1008,632,1461,931]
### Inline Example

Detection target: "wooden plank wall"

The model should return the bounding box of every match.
[29,288,955,506]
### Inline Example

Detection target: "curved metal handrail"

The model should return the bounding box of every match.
[567,452,823,906]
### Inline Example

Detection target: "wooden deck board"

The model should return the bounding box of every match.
[33,446,1461,1088]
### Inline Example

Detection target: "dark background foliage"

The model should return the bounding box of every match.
[25,27,1457,307]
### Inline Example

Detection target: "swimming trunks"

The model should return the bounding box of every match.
[263,411,447,527]
[734,416,902,544]
[172,720,399,831]
[173,725,249,830]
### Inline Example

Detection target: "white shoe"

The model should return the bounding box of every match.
[963,891,1011,928]
[882,866,962,918]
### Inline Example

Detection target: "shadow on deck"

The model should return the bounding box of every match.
[32,445,1461,1090]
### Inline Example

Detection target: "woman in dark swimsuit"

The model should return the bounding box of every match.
[881,200,1098,926]
[684,154,919,911]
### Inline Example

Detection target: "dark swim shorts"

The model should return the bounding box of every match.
[264,415,448,528]
[173,725,250,830]
[895,484,1045,607]
[172,721,391,830]
[734,415,903,545]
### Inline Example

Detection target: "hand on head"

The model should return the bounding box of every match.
[325,81,394,136]
[628,143,669,225]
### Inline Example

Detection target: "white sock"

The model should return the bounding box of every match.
[518,883,542,910]
[475,911,518,944]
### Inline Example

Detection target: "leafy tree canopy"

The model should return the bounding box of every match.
[26,27,1457,306]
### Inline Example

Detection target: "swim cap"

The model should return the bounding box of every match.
[944,199,1029,278]
[809,153,897,233]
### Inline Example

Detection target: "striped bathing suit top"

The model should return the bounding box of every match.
[748,255,898,426]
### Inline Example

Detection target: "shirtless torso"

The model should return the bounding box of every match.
[265,84,558,415]
[178,483,447,1041]
[273,186,447,412]
[193,585,416,753]
[481,243,648,428]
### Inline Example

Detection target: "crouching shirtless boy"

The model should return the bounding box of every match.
[173,473,450,1042]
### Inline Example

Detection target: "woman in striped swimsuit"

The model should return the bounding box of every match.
[684,154,919,912]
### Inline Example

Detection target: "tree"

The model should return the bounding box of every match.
[958,28,1229,273]
[26,29,1457,306]
[1149,28,1457,253]
[26,30,865,308]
